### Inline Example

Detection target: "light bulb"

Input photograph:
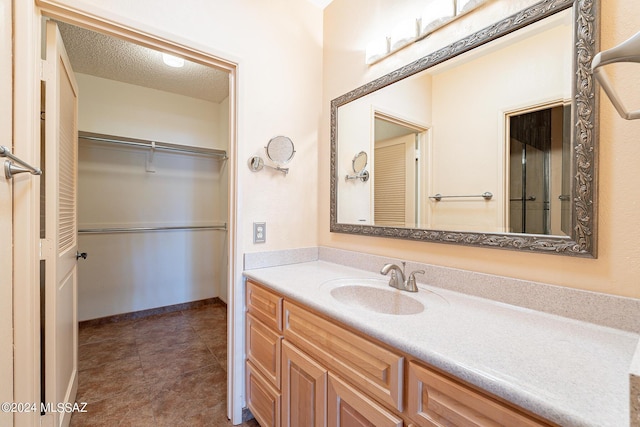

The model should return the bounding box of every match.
[162,53,184,68]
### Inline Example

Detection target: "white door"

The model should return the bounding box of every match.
[42,20,79,427]
[374,134,417,227]
[0,0,14,424]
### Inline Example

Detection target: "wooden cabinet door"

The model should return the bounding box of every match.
[327,373,403,427]
[281,340,327,427]
[247,361,281,427]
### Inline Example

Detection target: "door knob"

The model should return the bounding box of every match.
[76,251,87,260]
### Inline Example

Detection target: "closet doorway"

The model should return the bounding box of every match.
[52,18,232,317]
[52,15,234,418]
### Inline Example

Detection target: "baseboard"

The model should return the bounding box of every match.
[79,297,225,327]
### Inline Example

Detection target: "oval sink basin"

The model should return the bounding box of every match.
[329,284,425,315]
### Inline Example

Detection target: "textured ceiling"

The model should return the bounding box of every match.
[56,21,229,104]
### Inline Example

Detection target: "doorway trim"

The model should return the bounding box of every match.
[372,109,431,228]
[14,1,241,424]
[0,0,14,425]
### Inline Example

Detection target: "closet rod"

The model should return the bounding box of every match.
[79,131,228,159]
[78,224,227,234]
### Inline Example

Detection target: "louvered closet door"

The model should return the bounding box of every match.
[43,20,79,427]
[374,134,415,227]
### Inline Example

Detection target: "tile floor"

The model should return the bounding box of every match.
[71,301,259,427]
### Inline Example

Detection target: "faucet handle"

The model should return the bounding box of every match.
[405,270,425,292]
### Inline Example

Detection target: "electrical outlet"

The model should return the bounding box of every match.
[253,222,266,243]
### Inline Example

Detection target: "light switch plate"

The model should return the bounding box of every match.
[253,222,266,243]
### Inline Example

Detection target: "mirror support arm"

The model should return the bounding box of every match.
[345,170,369,182]
[265,164,289,176]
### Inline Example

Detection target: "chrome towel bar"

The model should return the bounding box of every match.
[1,145,43,179]
[429,192,493,201]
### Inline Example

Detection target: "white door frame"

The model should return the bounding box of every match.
[13,1,241,425]
[0,0,14,424]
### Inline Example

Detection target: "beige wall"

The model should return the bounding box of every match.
[321,0,640,299]
[76,73,227,149]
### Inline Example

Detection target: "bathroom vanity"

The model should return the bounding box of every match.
[243,259,639,427]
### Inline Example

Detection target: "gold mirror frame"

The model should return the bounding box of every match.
[330,0,599,257]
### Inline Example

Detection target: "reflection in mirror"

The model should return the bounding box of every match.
[373,116,427,227]
[345,151,370,182]
[352,151,368,173]
[331,0,598,257]
[507,104,572,235]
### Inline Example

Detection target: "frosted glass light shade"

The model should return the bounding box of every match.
[456,0,488,16]
[389,18,418,52]
[420,0,455,37]
[365,36,389,64]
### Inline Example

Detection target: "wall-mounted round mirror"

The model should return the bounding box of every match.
[266,136,295,165]
[345,151,370,182]
[352,151,368,173]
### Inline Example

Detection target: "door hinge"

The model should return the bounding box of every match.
[39,239,53,260]
[40,58,53,82]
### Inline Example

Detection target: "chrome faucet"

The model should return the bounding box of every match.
[380,262,424,292]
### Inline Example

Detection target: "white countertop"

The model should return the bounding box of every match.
[244,260,639,427]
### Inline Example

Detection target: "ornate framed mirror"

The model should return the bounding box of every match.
[330,0,598,257]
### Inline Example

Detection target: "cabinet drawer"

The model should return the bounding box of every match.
[284,301,404,411]
[407,362,552,427]
[246,313,282,389]
[247,280,283,332]
[246,361,281,427]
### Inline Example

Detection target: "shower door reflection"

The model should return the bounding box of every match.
[508,105,570,235]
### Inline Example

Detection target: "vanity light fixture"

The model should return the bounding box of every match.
[456,0,488,16]
[389,18,419,53]
[364,0,489,65]
[365,36,390,65]
[592,31,640,120]
[162,53,185,68]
